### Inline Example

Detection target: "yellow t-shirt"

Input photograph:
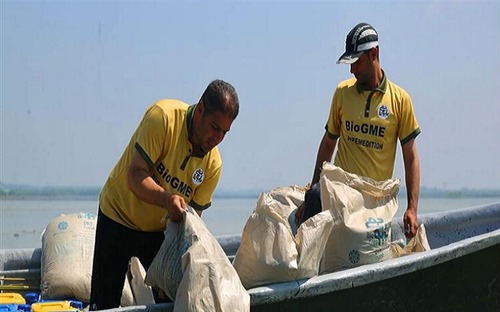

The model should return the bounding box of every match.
[326,74,421,181]
[99,99,222,231]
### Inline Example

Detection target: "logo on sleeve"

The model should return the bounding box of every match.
[377,104,390,120]
[192,168,204,185]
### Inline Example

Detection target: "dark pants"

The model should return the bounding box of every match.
[89,208,165,311]
[300,182,323,224]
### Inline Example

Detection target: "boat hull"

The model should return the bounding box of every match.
[1,202,499,311]
[249,231,500,312]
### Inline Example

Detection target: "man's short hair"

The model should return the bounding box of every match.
[201,79,239,119]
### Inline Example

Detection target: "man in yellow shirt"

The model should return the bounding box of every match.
[296,23,421,239]
[90,79,239,310]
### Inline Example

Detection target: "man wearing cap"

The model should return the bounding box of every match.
[295,23,421,239]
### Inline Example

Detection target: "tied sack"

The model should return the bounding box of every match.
[319,163,400,273]
[233,185,334,289]
[145,208,249,312]
[41,212,135,305]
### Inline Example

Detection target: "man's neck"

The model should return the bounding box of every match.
[372,67,383,89]
[358,67,384,92]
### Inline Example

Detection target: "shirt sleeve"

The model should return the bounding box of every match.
[397,90,421,145]
[134,104,168,167]
[189,164,222,211]
[325,88,341,139]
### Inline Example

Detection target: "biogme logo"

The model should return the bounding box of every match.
[192,168,204,185]
[377,104,390,120]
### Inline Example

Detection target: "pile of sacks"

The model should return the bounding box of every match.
[41,210,249,312]
[40,163,430,311]
[232,163,430,288]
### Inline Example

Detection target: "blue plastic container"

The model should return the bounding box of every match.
[17,304,31,312]
[0,304,18,312]
[68,301,83,310]
[24,293,39,305]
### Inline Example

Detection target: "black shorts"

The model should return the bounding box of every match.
[89,208,165,310]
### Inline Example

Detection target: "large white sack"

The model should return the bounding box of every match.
[319,163,400,273]
[144,216,187,301]
[41,212,97,302]
[41,212,134,305]
[145,208,249,312]
[233,185,335,289]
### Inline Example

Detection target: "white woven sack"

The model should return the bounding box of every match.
[145,209,249,312]
[41,212,135,305]
[319,163,400,273]
[41,212,97,302]
[233,185,334,289]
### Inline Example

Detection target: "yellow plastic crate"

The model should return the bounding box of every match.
[31,301,79,312]
[0,293,26,304]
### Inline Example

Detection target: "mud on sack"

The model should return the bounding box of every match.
[319,163,400,273]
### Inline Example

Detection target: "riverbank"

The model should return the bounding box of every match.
[1,185,500,201]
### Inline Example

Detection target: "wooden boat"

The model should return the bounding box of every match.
[1,201,499,311]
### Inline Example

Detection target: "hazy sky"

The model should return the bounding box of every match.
[2,0,499,192]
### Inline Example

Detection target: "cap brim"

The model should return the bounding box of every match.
[336,51,364,64]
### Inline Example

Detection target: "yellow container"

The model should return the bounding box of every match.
[31,301,79,312]
[0,293,26,304]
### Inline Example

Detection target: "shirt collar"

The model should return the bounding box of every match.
[186,104,196,138]
[186,104,207,157]
[356,69,387,94]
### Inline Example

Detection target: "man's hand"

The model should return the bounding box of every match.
[166,194,188,222]
[403,208,418,239]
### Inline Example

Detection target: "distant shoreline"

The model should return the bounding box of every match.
[2,189,500,201]
[2,183,500,201]
[0,194,262,201]
[1,195,100,201]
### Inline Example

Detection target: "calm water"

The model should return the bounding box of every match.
[1,196,499,249]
